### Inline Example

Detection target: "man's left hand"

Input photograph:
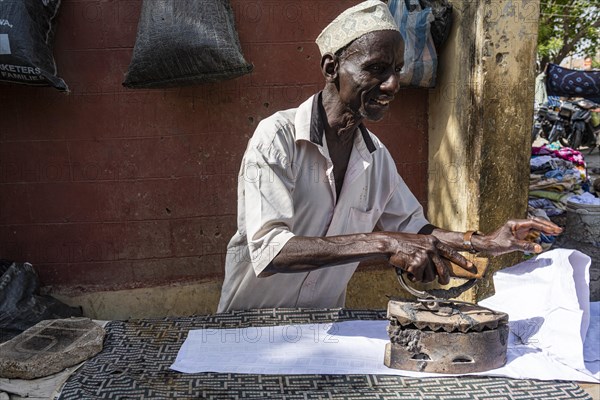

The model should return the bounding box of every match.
[473,217,563,256]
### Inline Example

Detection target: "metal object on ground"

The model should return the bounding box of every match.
[0,318,105,379]
[384,299,509,374]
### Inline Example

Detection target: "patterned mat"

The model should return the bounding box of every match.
[58,308,592,400]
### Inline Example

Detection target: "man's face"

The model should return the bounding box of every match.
[336,30,404,122]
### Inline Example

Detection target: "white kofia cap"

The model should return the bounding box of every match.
[315,0,399,56]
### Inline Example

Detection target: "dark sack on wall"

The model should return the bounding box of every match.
[0,0,67,91]
[0,261,82,342]
[418,0,452,52]
[123,0,253,89]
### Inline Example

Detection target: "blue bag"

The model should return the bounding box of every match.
[389,0,438,88]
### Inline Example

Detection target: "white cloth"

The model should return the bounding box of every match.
[584,302,600,376]
[174,249,599,382]
[218,93,429,312]
[535,71,548,106]
[479,248,597,382]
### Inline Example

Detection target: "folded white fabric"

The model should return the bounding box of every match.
[171,249,598,382]
[480,248,596,381]
[584,302,600,377]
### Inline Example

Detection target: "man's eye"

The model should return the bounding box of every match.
[395,66,404,72]
[369,65,384,72]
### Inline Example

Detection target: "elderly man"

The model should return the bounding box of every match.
[217,0,561,312]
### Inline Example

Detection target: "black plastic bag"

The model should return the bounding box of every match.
[418,0,453,52]
[0,0,68,91]
[123,0,253,89]
[0,261,82,342]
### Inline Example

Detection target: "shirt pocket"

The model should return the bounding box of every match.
[345,207,380,233]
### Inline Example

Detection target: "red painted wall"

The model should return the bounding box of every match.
[0,0,428,294]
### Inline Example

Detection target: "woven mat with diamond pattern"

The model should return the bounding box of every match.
[58,308,592,400]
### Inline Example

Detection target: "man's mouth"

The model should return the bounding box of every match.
[369,98,392,107]
[359,92,394,120]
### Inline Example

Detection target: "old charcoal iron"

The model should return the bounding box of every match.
[384,262,509,373]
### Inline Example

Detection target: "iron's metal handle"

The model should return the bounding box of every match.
[395,268,477,301]
[394,254,488,300]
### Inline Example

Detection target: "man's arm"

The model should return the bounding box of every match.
[264,216,562,285]
[427,217,563,257]
[263,231,474,285]
[262,233,391,275]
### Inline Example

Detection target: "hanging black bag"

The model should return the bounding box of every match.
[0,0,67,91]
[418,0,453,52]
[123,0,253,89]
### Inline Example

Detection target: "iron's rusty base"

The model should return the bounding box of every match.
[384,300,509,373]
[384,324,509,373]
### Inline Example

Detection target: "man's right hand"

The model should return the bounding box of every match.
[385,233,476,286]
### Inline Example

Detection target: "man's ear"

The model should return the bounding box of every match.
[320,53,339,83]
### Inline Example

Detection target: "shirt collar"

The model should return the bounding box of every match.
[296,92,376,154]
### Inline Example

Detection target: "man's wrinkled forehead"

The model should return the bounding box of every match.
[338,30,404,60]
[315,0,399,56]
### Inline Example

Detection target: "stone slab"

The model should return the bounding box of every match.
[0,318,105,379]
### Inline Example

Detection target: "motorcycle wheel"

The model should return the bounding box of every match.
[569,128,582,149]
[548,125,560,143]
[531,125,541,143]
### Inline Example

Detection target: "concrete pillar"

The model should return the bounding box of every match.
[428,0,539,300]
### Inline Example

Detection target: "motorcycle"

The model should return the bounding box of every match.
[531,99,600,151]
[531,104,560,143]
[549,101,576,144]
[564,99,600,151]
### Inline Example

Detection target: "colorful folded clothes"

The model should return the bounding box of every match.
[528,199,565,217]
[532,144,586,168]
[528,190,573,207]
[530,156,575,173]
[528,143,594,251]
[569,192,600,206]
[529,178,579,192]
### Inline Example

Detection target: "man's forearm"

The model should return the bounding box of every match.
[262,233,394,275]
[263,229,477,284]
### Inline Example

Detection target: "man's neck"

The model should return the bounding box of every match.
[321,85,362,142]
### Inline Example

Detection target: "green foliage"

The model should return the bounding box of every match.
[537,0,600,69]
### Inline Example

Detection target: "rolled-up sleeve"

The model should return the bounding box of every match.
[242,144,296,276]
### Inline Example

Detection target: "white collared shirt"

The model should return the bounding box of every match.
[217,93,429,312]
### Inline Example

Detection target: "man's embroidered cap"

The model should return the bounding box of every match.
[315,0,399,56]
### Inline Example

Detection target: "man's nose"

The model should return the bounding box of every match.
[380,71,400,94]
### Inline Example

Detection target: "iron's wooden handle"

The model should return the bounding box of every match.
[449,256,489,280]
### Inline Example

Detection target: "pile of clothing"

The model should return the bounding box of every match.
[528,143,591,248]
[529,144,587,214]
